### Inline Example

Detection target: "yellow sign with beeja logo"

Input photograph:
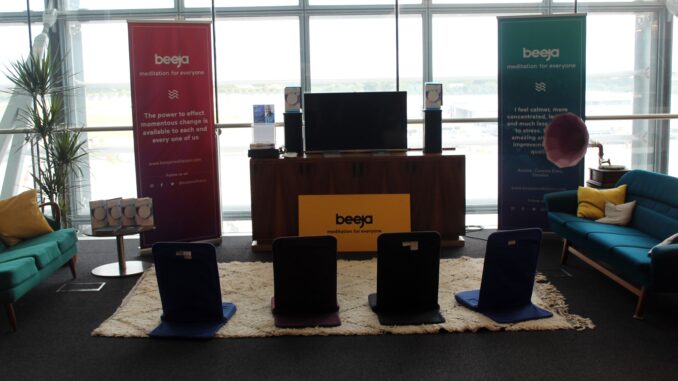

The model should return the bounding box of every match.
[298,194,411,252]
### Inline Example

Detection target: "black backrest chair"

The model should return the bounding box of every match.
[369,231,445,325]
[272,235,340,327]
[454,228,552,324]
[151,242,236,338]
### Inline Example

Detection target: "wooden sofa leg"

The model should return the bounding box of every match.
[633,287,647,319]
[5,303,17,332]
[560,239,570,265]
[68,256,77,279]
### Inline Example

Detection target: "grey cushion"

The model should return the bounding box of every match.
[597,201,636,226]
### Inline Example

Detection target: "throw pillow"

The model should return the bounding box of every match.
[596,200,636,226]
[648,232,678,256]
[577,184,627,220]
[0,189,54,246]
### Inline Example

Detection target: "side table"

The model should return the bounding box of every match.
[82,225,155,277]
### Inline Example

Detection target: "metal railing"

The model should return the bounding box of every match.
[2,113,678,135]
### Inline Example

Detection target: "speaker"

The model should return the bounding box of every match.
[284,112,303,153]
[284,86,302,112]
[423,109,442,154]
[424,82,442,110]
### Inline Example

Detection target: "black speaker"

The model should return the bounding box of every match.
[284,112,303,153]
[423,109,442,154]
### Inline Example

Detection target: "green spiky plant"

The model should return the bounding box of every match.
[5,48,87,227]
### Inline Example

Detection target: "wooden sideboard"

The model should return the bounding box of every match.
[249,152,465,251]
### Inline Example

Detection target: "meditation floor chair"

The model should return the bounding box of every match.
[151,242,236,338]
[369,231,445,325]
[271,235,340,328]
[455,228,552,323]
[0,189,78,332]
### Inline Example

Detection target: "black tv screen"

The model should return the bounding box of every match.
[303,91,407,152]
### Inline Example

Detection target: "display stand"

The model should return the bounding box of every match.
[83,225,155,277]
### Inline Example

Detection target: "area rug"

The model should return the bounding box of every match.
[92,257,594,338]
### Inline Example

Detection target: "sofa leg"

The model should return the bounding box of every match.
[68,256,77,279]
[633,287,647,319]
[560,239,570,265]
[5,304,16,332]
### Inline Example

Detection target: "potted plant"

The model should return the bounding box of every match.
[4,47,87,227]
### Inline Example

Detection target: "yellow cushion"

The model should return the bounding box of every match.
[577,184,627,220]
[0,189,54,246]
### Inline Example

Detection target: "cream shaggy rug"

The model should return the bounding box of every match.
[92,257,594,338]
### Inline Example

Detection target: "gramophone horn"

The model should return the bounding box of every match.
[543,113,589,168]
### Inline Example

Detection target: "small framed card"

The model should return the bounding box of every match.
[253,104,275,124]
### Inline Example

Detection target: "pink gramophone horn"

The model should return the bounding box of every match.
[543,113,589,168]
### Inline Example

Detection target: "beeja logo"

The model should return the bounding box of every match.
[336,213,373,228]
[154,53,190,68]
[522,48,560,61]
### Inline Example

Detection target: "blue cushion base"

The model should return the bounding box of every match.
[149,303,236,339]
[455,290,553,324]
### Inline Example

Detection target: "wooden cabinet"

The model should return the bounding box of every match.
[249,152,465,251]
[586,167,629,189]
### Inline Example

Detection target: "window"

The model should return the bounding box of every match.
[433,15,499,207]
[433,15,498,119]
[309,15,398,92]
[65,0,174,10]
[78,21,133,128]
[186,0,298,7]
[0,1,42,12]
[0,1,674,226]
[214,17,300,123]
[214,17,300,213]
[586,13,657,173]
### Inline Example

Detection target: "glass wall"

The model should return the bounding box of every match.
[0,0,675,228]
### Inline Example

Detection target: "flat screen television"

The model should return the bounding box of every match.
[303,91,407,153]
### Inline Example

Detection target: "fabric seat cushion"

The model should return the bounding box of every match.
[0,257,38,290]
[0,241,61,269]
[565,220,648,239]
[548,211,582,226]
[10,228,78,254]
[580,232,657,286]
[588,232,658,251]
[607,246,654,287]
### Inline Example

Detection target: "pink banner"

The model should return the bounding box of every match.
[128,21,221,248]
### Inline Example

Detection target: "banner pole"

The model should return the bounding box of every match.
[211,0,220,124]
[395,0,400,91]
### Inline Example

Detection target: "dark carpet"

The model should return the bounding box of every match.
[2,231,678,381]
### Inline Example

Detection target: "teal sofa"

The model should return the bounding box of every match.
[0,203,78,331]
[545,170,678,318]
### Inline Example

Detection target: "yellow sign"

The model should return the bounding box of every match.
[299,194,411,252]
